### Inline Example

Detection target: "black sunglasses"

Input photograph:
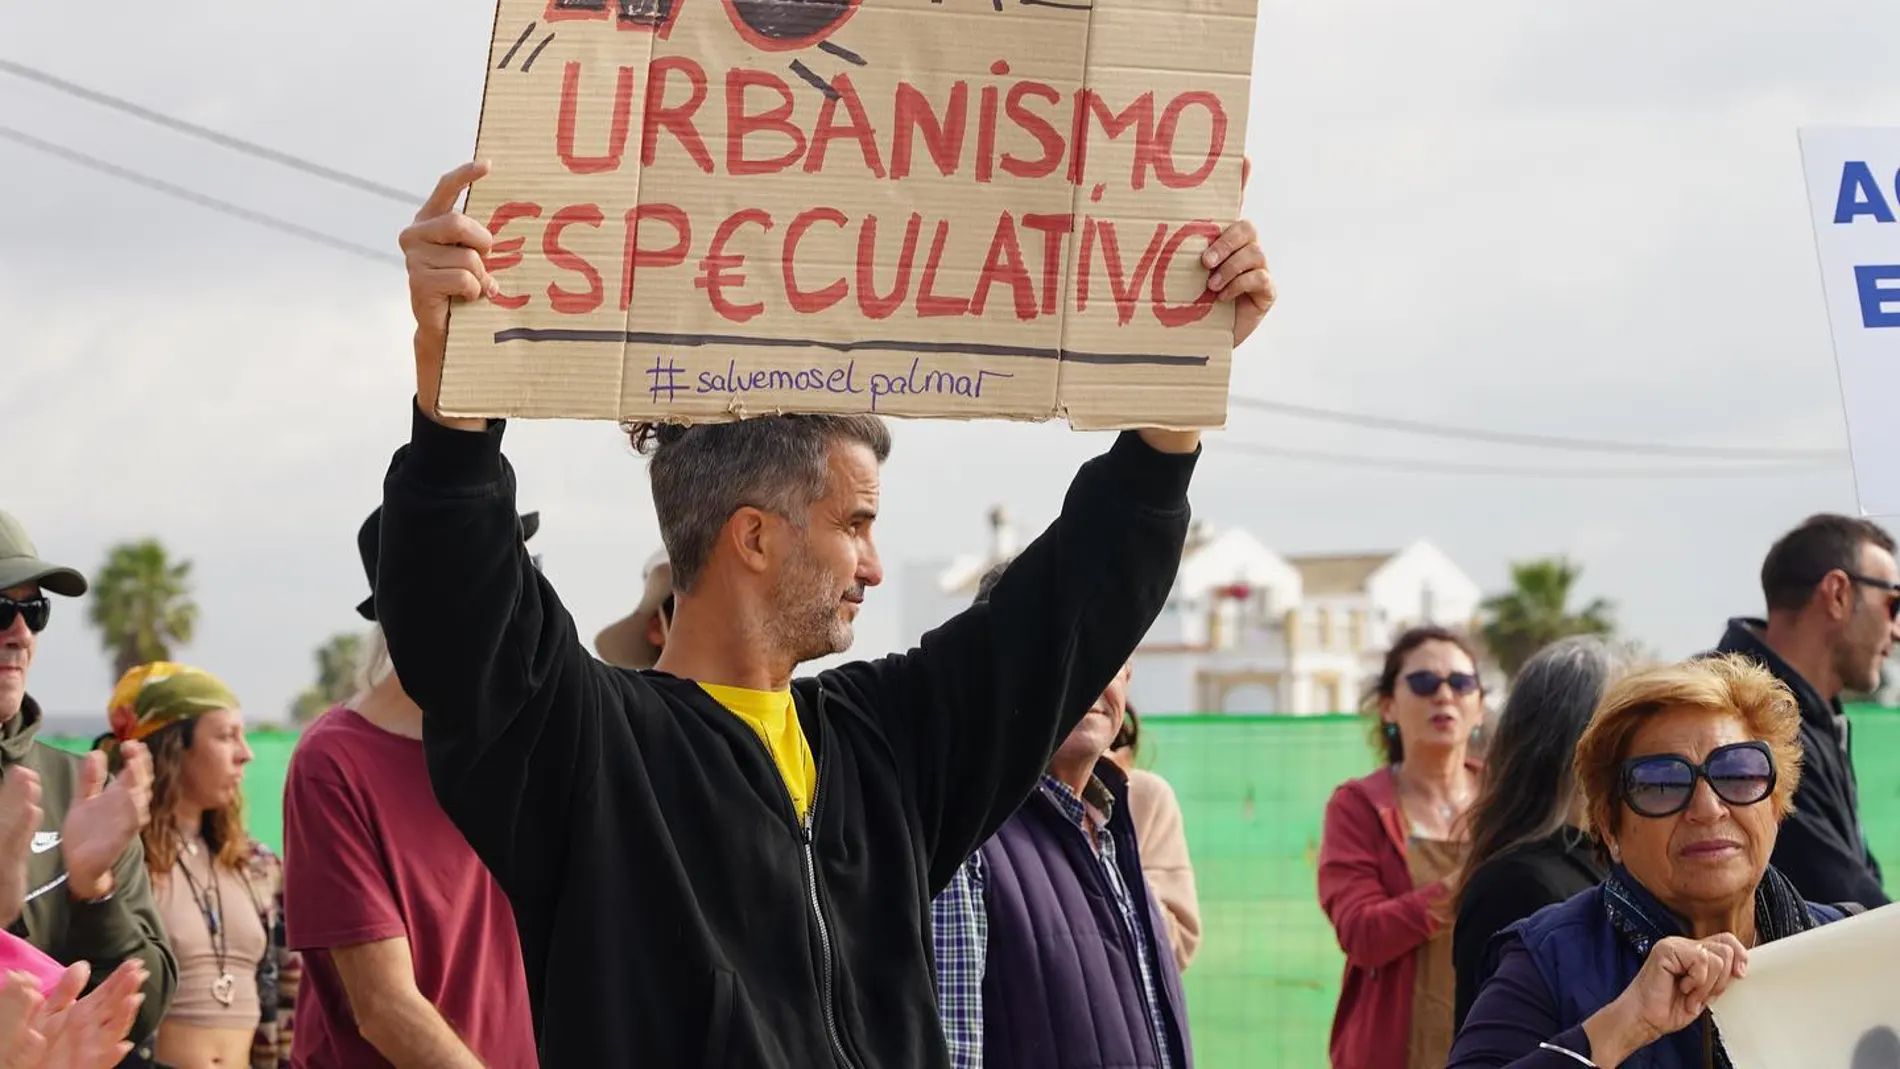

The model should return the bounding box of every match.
[1402,670,1480,698]
[0,595,50,634]
[1843,571,1900,621]
[1620,741,1776,818]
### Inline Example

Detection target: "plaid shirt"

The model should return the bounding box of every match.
[931,853,988,1069]
[928,774,1175,1069]
[1035,774,1176,1069]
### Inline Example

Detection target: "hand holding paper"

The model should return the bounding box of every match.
[401,161,497,432]
[1582,934,1748,1068]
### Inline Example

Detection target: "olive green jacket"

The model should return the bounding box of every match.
[2,696,177,1054]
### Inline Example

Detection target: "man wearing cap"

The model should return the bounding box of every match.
[594,549,672,669]
[0,509,176,1058]
[279,507,537,1068]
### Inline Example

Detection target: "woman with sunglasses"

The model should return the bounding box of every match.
[1452,636,1631,1031]
[1448,654,1862,1069]
[1318,625,1487,1069]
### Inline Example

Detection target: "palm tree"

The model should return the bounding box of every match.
[1480,557,1615,680]
[292,632,364,723]
[87,539,199,681]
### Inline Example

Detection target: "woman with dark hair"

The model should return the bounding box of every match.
[1452,636,1628,1031]
[1318,625,1487,1069]
[103,663,296,1069]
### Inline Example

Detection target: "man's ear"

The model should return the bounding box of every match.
[724,508,773,576]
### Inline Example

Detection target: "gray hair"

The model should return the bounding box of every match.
[352,624,396,702]
[628,416,892,592]
[1462,635,1634,890]
[972,559,1013,605]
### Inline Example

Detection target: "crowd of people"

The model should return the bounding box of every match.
[0,152,1889,1069]
[0,155,1262,1068]
[1319,514,1893,1068]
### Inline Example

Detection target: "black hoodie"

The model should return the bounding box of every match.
[1714,618,1888,907]
[374,402,1196,1068]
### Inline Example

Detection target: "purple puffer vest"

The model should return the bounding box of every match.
[977,761,1193,1069]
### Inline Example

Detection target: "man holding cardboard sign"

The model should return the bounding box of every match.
[375,144,1266,1065]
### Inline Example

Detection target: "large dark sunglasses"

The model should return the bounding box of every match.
[0,595,50,634]
[1402,670,1480,698]
[1620,741,1776,818]
[1843,571,1900,621]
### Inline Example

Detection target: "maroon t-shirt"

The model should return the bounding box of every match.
[283,706,537,1068]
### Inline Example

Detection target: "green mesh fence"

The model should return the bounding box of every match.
[41,707,1900,1069]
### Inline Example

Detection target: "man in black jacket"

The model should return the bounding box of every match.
[1713,512,1895,907]
[374,160,1274,1068]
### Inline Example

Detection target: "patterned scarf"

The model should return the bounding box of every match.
[106,661,240,745]
[1601,863,1826,1069]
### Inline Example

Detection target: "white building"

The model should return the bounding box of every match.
[898,510,1485,715]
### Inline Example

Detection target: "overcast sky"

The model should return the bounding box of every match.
[6,0,1895,728]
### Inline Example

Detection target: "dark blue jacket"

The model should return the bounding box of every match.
[978,762,1192,1069]
[1469,881,1845,1069]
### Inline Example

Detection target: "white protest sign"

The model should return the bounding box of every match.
[1799,127,1900,519]
[1709,902,1900,1069]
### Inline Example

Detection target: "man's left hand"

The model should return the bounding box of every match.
[1136,166,1275,454]
[60,745,151,903]
[1203,218,1273,348]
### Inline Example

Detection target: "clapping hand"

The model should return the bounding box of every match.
[0,769,42,925]
[0,960,147,1069]
[59,745,151,903]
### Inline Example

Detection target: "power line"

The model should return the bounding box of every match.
[0,123,1852,482]
[0,56,424,206]
[0,57,1855,468]
[1227,395,1845,462]
[0,124,402,266]
[0,69,1854,477]
[1213,440,1839,479]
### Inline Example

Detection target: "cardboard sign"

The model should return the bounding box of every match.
[1710,903,1900,1068]
[437,0,1258,430]
[1799,127,1900,518]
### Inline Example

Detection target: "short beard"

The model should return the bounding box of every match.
[767,536,852,667]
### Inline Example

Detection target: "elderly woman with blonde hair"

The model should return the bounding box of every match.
[1447,653,1866,1069]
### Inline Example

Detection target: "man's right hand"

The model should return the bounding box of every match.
[60,747,151,904]
[398,160,498,430]
[0,769,43,926]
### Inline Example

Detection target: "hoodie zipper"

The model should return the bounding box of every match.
[800,786,856,1069]
[729,687,857,1069]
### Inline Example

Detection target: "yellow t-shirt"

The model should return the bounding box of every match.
[699,683,817,821]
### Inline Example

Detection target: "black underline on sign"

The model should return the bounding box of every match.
[498,22,537,68]
[788,60,839,100]
[522,32,558,73]
[1021,0,1095,9]
[490,328,1209,367]
[816,40,867,66]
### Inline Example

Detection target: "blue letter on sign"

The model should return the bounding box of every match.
[1835,162,1897,224]
[1855,265,1900,327]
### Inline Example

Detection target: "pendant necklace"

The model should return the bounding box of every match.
[176,840,236,1007]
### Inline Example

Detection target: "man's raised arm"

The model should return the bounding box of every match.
[834,219,1273,890]
[374,161,605,888]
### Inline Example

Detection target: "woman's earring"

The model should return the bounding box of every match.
[1383,722,1399,741]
